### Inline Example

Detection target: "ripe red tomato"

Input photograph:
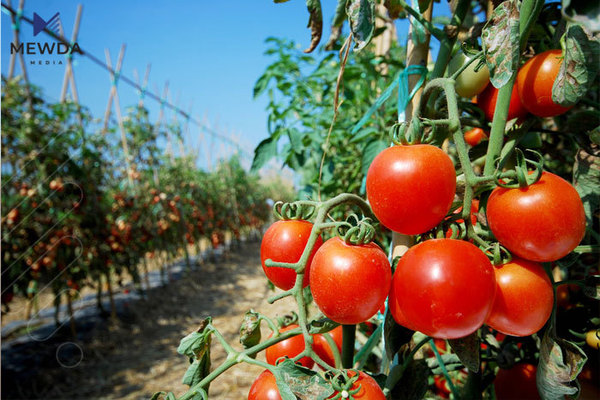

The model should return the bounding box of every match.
[486,172,586,262]
[389,239,496,339]
[330,371,386,399]
[477,82,528,122]
[312,325,343,367]
[366,145,456,235]
[248,370,282,400]
[310,237,391,324]
[486,258,553,336]
[265,324,314,368]
[494,364,540,400]
[260,220,323,290]
[517,49,572,117]
[463,127,487,146]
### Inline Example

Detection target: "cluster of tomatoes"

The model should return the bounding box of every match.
[453,49,572,147]
[248,47,589,398]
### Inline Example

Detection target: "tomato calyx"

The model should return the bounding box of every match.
[335,214,377,246]
[493,148,544,189]
[325,370,363,399]
[273,200,316,221]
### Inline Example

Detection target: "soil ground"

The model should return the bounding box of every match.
[1,240,296,400]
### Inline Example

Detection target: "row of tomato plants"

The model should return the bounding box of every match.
[1,77,274,327]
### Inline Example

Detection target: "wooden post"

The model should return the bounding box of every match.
[392,4,434,258]
[133,64,151,108]
[7,0,33,111]
[59,4,83,103]
[104,45,133,186]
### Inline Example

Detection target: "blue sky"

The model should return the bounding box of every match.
[1,1,451,171]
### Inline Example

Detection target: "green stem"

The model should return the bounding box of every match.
[430,0,472,79]
[322,331,343,369]
[483,0,544,176]
[397,0,444,41]
[342,324,356,369]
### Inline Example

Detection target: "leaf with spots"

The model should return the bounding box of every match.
[482,0,520,88]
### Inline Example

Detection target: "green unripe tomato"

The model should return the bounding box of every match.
[448,52,490,98]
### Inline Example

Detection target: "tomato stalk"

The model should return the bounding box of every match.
[430,0,471,79]
[483,0,545,176]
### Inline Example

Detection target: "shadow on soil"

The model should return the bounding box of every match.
[1,240,265,400]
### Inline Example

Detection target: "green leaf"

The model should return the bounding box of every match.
[304,0,323,53]
[251,137,278,172]
[272,359,334,400]
[347,0,376,51]
[573,146,600,230]
[177,318,212,358]
[383,309,414,361]
[552,24,600,106]
[325,0,348,50]
[182,359,206,387]
[448,331,480,372]
[287,128,304,150]
[254,72,273,98]
[239,310,262,351]
[482,0,521,88]
[418,0,432,13]
[361,139,387,175]
[390,359,429,400]
[562,0,600,32]
[308,318,340,334]
[537,330,587,400]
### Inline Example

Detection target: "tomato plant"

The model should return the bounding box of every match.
[310,237,391,325]
[486,171,586,262]
[260,220,323,290]
[266,324,315,368]
[517,49,572,117]
[486,257,554,336]
[366,145,456,235]
[389,239,496,339]
[248,370,282,400]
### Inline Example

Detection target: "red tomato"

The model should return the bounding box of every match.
[312,326,343,367]
[389,239,496,339]
[486,172,586,262]
[310,237,391,325]
[517,49,572,117]
[260,220,323,290]
[494,364,540,400]
[248,370,282,400]
[477,82,528,122]
[330,371,386,399]
[265,325,314,368]
[366,145,456,235]
[486,258,553,336]
[463,127,487,146]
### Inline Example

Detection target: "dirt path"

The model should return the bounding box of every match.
[1,240,296,399]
